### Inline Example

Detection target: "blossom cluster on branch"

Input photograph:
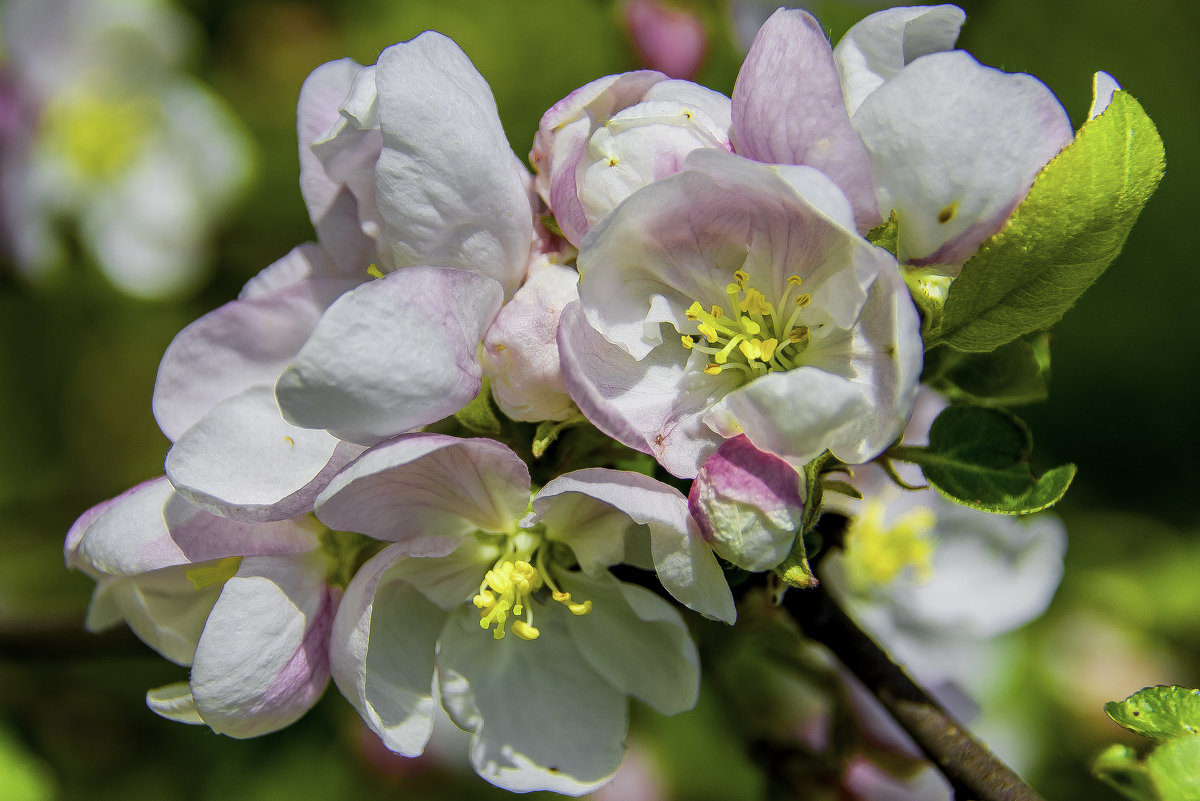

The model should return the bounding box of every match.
[66,4,1163,795]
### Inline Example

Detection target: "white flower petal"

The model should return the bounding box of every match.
[190,553,334,738]
[560,571,699,715]
[275,267,504,445]
[316,434,530,554]
[1089,71,1121,120]
[833,4,965,115]
[330,544,444,756]
[437,610,628,795]
[153,269,357,442]
[165,386,362,521]
[853,50,1073,267]
[374,33,532,295]
[146,682,204,726]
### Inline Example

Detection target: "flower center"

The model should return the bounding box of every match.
[679,270,811,378]
[42,90,157,181]
[471,532,592,641]
[842,500,936,590]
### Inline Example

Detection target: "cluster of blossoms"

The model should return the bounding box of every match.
[67,4,1154,794]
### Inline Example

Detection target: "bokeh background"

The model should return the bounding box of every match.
[1,0,1195,799]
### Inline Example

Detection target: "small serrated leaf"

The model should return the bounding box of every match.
[940,91,1166,352]
[1106,686,1200,743]
[888,404,1075,514]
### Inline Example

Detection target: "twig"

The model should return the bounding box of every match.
[780,582,1046,801]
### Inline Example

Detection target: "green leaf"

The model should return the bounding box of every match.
[454,377,502,434]
[888,404,1075,514]
[937,91,1165,352]
[922,334,1050,406]
[1094,744,1160,801]
[1106,686,1200,743]
[1147,736,1200,801]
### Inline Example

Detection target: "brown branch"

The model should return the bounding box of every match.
[780,582,1046,801]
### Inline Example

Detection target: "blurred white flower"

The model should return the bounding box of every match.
[0,0,253,298]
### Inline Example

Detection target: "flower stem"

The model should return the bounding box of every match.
[779,582,1046,801]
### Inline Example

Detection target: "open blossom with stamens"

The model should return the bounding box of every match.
[316,434,731,793]
[65,477,342,737]
[558,150,922,478]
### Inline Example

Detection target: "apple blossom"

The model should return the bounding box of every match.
[315,434,729,793]
[65,476,347,738]
[559,150,921,478]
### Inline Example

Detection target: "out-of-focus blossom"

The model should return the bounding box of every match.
[559,151,921,478]
[0,0,252,298]
[822,391,1067,684]
[317,434,727,793]
[624,0,708,80]
[65,477,344,737]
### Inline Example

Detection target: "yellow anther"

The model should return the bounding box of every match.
[681,335,694,349]
[698,323,719,343]
[795,293,811,307]
[685,301,704,320]
[740,289,773,317]
[738,339,762,361]
[760,338,778,361]
[786,275,804,287]
[704,363,722,375]
[512,620,541,640]
[787,326,809,344]
[733,269,749,287]
[608,156,619,167]
[844,502,936,588]
[568,600,592,615]
[473,590,495,609]
[710,305,724,319]
[366,264,385,279]
[740,316,761,336]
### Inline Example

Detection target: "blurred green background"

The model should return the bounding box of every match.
[1,0,1196,799]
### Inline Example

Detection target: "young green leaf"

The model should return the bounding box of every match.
[1106,686,1200,743]
[888,404,1075,514]
[1093,744,1158,801]
[1146,736,1200,801]
[937,91,1165,352]
[922,335,1050,406]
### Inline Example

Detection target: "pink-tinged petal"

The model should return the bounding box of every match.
[532,71,668,246]
[437,609,628,794]
[558,301,731,478]
[65,477,160,570]
[297,58,365,226]
[833,4,965,115]
[316,435,530,553]
[577,152,874,361]
[804,261,923,464]
[732,9,880,231]
[330,544,443,756]
[689,435,804,571]
[713,367,874,468]
[533,468,736,623]
[374,33,532,296]
[165,386,365,521]
[625,0,708,80]
[190,552,334,737]
[481,262,579,422]
[560,570,700,715]
[275,267,504,445]
[78,479,321,577]
[153,266,358,442]
[1089,71,1121,120]
[853,51,1073,268]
